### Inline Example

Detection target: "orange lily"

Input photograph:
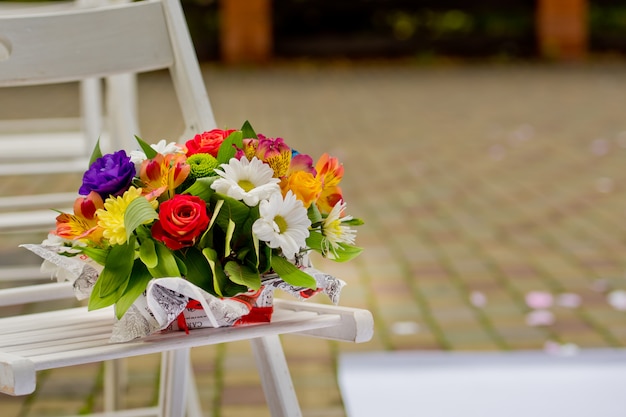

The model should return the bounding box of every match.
[55,191,105,243]
[140,153,190,200]
[315,153,344,214]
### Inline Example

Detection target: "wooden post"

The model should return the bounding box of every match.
[219,0,272,64]
[536,0,588,61]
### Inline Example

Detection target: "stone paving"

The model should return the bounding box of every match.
[2,61,626,416]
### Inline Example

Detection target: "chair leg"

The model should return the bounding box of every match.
[158,349,190,417]
[250,335,303,417]
[104,359,128,412]
[185,359,203,417]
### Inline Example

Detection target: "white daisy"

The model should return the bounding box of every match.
[321,200,357,259]
[129,140,185,164]
[211,157,280,206]
[252,191,311,258]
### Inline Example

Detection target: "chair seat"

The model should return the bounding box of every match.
[0,298,373,396]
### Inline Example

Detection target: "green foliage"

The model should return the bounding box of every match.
[224,261,261,290]
[88,138,103,167]
[88,236,136,311]
[125,197,158,241]
[180,247,214,292]
[114,261,153,319]
[271,255,316,289]
[217,130,243,164]
[135,135,158,159]
[147,241,182,278]
[80,246,110,266]
[241,120,258,139]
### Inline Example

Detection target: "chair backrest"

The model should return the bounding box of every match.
[0,0,217,137]
[0,0,217,280]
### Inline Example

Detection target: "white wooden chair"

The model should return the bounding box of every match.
[0,0,139,282]
[0,281,373,417]
[0,1,374,416]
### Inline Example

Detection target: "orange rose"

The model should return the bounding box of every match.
[185,129,236,157]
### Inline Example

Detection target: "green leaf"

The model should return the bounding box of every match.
[305,231,325,253]
[331,244,364,262]
[79,246,110,266]
[257,242,272,274]
[135,135,158,159]
[88,238,135,311]
[125,197,158,241]
[225,218,236,257]
[174,253,188,276]
[224,261,261,290]
[147,241,181,278]
[98,237,136,297]
[114,260,153,319]
[88,138,103,167]
[88,281,126,311]
[184,176,218,201]
[343,217,365,226]
[307,203,323,225]
[271,255,317,289]
[305,232,363,262]
[216,131,243,164]
[211,193,250,241]
[180,248,214,293]
[202,247,227,297]
[252,234,260,269]
[139,238,158,268]
[198,199,223,248]
[240,120,258,139]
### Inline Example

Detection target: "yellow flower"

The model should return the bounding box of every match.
[280,170,322,209]
[96,187,157,245]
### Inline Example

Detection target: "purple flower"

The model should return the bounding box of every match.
[79,150,136,198]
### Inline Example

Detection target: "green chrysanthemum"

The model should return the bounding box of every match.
[187,153,220,179]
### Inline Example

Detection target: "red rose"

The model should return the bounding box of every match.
[185,129,236,157]
[151,195,210,250]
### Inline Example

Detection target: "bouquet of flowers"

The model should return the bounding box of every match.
[23,121,362,341]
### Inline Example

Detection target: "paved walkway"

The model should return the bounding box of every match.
[2,61,626,416]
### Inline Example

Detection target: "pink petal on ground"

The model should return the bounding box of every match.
[607,290,626,311]
[525,291,554,309]
[525,309,555,326]
[590,138,610,156]
[544,340,579,356]
[591,279,609,293]
[469,291,487,307]
[556,293,582,308]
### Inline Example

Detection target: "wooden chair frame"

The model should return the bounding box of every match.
[0,1,374,415]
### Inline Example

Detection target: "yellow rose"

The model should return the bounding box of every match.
[280,171,322,208]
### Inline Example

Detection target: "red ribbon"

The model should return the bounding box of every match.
[175,297,274,334]
[176,299,203,335]
[234,306,273,326]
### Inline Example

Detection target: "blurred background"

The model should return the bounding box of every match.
[173,0,619,64]
[7,0,626,63]
[3,0,626,416]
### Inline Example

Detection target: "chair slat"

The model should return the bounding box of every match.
[0,1,174,86]
[0,304,347,390]
[0,307,111,334]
